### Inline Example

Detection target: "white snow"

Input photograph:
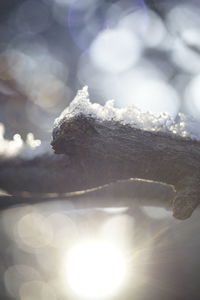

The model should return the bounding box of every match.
[55,86,200,141]
[1,86,199,160]
[0,124,51,159]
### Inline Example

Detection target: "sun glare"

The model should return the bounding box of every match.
[64,240,127,299]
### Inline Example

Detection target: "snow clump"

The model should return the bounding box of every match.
[55,86,200,141]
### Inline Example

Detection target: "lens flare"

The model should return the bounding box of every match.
[64,239,127,299]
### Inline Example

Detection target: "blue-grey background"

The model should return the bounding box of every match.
[0,1,200,300]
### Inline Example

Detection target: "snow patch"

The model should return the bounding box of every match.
[0,124,50,159]
[55,86,200,141]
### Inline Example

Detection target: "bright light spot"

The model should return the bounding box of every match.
[172,39,200,74]
[120,9,166,47]
[90,28,141,73]
[101,72,180,117]
[100,215,133,251]
[4,265,41,298]
[64,240,127,299]
[0,123,48,159]
[142,206,172,220]
[44,213,78,249]
[78,59,180,117]
[5,46,69,112]
[28,74,69,112]
[167,4,200,35]
[99,207,129,214]
[16,213,53,249]
[127,79,180,116]
[167,4,200,73]
[181,28,200,49]
[26,133,41,148]
[0,124,24,157]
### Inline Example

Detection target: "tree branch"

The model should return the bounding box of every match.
[0,114,199,219]
[0,178,174,211]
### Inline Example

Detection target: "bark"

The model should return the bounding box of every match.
[0,113,200,219]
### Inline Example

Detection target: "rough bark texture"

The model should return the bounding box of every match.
[0,114,199,219]
[51,114,200,220]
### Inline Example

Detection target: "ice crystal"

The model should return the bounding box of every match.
[55,86,200,141]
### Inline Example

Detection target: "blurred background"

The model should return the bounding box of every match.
[1,0,200,299]
[1,0,200,139]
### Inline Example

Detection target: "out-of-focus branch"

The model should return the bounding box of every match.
[0,178,174,211]
[0,114,200,219]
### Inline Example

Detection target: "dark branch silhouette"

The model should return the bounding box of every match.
[0,113,200,219]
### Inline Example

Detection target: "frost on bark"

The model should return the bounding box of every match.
[0,89,200,219]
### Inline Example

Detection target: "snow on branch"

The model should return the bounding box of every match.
[1,87,200,220]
